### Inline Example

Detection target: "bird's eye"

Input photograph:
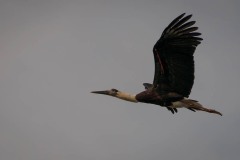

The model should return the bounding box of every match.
[111,89,118,92]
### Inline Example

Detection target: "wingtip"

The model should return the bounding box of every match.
[178,13,186,19]
[180,13,186,16]
[180,13,192,18]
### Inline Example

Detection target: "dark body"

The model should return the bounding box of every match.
[135,13,202,113]
[136,83,183,106]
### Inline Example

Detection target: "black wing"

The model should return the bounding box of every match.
[153,13,202,97]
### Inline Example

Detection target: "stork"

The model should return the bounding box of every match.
[91,13,222,116]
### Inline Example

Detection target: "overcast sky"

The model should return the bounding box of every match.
[0,0,240,160]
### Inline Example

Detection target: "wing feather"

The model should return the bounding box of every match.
[153,13,202,97]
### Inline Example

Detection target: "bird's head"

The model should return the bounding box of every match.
[91,88,137,102]
[91,88,119,97]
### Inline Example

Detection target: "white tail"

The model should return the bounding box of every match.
[173,99,222,116]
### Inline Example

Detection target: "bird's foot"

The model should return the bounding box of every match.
[187,107,196,112]
[167,107,178,114]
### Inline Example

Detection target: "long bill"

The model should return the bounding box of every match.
[91,90,110,95]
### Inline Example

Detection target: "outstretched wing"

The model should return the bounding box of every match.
[153,13,202,97]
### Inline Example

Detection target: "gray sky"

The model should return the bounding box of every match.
[0,0,240,160]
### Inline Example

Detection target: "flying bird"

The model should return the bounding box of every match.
[91,13,222,116]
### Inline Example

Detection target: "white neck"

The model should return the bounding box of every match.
[115,91,138,103]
